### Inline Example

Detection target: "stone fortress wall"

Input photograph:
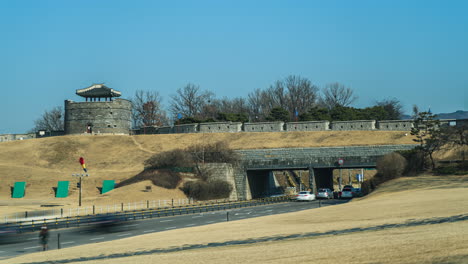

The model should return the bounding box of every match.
[135,119,419,134]
[64,99,132,135]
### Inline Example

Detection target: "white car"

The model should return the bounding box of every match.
[296,191,316,201]
[317,188,333,199]
[340,187,354,199]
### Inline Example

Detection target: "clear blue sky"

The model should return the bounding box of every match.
[1,0,467,133]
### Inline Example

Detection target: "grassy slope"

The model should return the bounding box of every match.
[2,174,468,264]
[0,131,417,214]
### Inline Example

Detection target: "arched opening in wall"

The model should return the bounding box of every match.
[86,123,93,134]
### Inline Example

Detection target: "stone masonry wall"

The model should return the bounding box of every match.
[378,120,413,131]
[64,99,132,135]
[199,163,238,200]
[331,120,376,130]
[285,121,330,131]
[173,124,198,133]
[243,122,284,132]
[198,122,243,133]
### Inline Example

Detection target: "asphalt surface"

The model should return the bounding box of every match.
[0,199,346,260]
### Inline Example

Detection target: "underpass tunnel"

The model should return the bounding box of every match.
[246,170,279,198]
[313,168,334,191]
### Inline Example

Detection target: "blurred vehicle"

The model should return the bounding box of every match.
[352,188,363,197]
[340,187,354,199]
[317,188,333,199]
[295,191,316,201]
[81,215,130,233]
[0,227,22,244]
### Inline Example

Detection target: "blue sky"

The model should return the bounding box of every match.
[1,0,467,133]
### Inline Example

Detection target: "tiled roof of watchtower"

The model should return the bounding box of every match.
[76,84,122,98]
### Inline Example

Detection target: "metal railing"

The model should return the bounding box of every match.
[0,196,292,232]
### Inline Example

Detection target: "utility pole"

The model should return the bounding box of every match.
[72,173,89,206]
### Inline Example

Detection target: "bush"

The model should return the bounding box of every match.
[398,148,427,175]
[361,176,381,196]
[117,169,181,189]
[144,149,193,170]
[187,141,239,164]
[180,180,232,200]
[376,152,407,181]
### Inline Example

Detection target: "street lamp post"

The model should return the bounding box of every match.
[72,173,89,206]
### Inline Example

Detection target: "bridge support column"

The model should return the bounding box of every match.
[308,167,317,194]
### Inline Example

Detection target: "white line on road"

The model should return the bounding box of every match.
[27,237,38,240]
[61,241,75,245]
[0,251,5,253]
[165,227,177,230]
[23,246,40,250]
[160,220,173,222]
[143,230,156,233]
[185,224,196,227]
[90,237,105,241]
[206,221,215,224]
[117,233,133,237]
[192,216,202,218]
[125,224,139,227]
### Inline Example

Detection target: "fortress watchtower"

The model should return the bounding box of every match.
[64,84,132,135]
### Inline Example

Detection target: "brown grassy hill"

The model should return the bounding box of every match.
[0,131,417,214]
[3,174,468,264]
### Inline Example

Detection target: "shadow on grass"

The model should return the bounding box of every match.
[18,213,468,264]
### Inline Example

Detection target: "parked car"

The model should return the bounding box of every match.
[317,188,333,199]
[352,188,363,197]
[296,191,316,201]
[340,187,354,199]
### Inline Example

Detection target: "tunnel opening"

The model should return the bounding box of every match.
[246,170,280,199]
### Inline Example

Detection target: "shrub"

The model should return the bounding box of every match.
[398,148,427,175]
[144,149,193,170]
[180,180,232,200]
[187,141,239,164]
[376,152,407,181]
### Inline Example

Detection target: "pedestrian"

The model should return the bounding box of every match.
[39,225,49,251]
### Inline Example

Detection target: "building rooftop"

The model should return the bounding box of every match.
[76,84,121,98]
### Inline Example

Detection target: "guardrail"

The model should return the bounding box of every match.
[0,196,292,233]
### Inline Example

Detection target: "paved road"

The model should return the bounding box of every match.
[0,199,346,260]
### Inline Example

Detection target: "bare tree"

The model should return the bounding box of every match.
[33,106,64,131]
[247,75,319,121]
[321,83,357,109]
[247,88,271,121]
[375,98,404,120]
[284,75,319,118]
[132,90,168,128]
[170,83,214,120]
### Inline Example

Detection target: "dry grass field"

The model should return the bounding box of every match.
[0,131,417,214]
[1,131,467,263]
[2,174,468,264]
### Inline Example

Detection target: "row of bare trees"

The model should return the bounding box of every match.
[132,75,383,128]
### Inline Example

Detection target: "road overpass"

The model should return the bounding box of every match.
[229,144,417,199]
